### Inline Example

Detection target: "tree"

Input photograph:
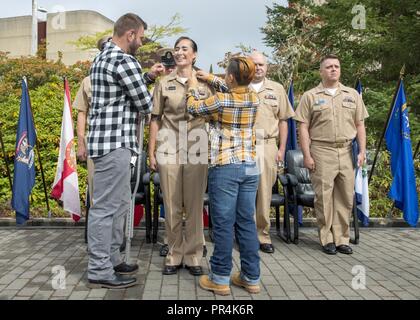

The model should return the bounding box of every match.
[0,14,188,218]
[261,0,419,135]
[216,44,261,70]
[70,13,187,67]
[262,1,323,88]
[260,0,420,218]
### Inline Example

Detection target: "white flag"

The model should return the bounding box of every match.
[355,165,369,226]
[51,79,81,221]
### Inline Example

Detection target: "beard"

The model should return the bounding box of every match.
[128,41,140,56]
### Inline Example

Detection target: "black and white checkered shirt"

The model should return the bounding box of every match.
[88,42,153,158]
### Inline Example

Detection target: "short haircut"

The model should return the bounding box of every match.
[174,36,198,53]
[249,51,267,65]
[320,54,340,67]
[174,36,198,65]
[114,13,147,37]
[227,56,256,86]
[97,35,112,51]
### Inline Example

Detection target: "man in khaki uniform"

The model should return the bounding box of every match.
[149,47,213,276]
[249,51,295,254]
[294,54,368,255]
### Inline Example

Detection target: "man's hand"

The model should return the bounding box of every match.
[196,70,210,81]
[77,141,87,162]
[148,63,165,80]
[304,155,316,172]
[149,154,158,172]
[275,149,285,164]
[357,152,366,168]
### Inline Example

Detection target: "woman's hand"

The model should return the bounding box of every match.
[196,70,210,81]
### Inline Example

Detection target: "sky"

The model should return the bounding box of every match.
[0,0,287,73]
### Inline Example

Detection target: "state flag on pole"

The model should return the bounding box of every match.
[354,80,369,226]
[51,79,81,221]
[385,79,419,227]
[11,79,37,225]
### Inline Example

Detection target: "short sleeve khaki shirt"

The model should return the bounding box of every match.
[253,79,295,140]
[294,82,369,143]
[73,76,91,113]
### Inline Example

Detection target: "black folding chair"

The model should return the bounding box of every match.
[284,149,359,244]
[272,174,291,243]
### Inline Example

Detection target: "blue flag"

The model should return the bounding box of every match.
[286,80,298,153]
[355,79,363,95]
[385,80,419,227]
[353,80,370,226]
[286,80,303,225]
[11,80,37,225]
[160,204,165,218]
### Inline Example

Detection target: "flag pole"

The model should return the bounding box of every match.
[368,65,405,184]
[414,139,420,160]
[386,135,420,223]
[23,77,51,217]
[0,121,13,192]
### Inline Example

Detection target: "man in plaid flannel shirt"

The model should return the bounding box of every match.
[87,13,164,290]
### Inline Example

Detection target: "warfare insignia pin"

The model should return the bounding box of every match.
[265,94,277,100]
[198,87,206,96]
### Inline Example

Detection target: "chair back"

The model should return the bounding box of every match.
[286,150,315,200]
[131,151,147,194]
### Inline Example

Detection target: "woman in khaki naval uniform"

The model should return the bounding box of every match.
[148,37,213,276]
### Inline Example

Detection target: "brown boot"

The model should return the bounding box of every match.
[231,272,260,294]
[199,275,231,296]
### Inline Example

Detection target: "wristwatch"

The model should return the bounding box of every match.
[143,72,155,85]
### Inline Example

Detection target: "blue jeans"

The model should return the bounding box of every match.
[208,162,260,285]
